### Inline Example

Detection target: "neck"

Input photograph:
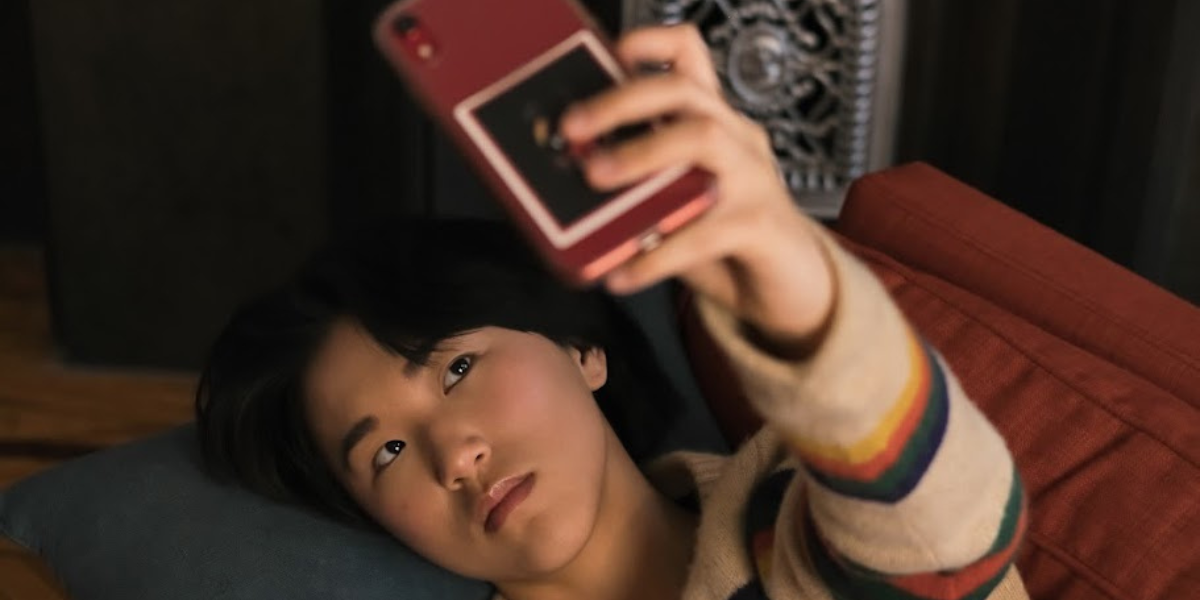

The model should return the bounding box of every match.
[496,429,697,600]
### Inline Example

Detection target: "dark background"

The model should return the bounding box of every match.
[1,0,1197,369]
[897,0,1200,302]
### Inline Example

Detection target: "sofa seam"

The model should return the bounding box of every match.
[877,263,1200,472]
[851,178,1200,377]
[1122,492,1200,586]
[1024,532,1127,600]
[891,197,1200,373]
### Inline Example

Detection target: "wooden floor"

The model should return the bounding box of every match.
[0,246,195,600]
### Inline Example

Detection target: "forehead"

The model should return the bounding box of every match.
[304,320,400,412]
[304,321,488,413]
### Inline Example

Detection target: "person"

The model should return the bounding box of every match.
[196,23,1028,600]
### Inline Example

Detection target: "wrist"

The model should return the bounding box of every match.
[742,273,837,361]
[739,224,838,361]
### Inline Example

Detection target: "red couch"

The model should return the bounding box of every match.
[683,163,1200,600]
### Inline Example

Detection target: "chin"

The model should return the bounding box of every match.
[510,493,600,576]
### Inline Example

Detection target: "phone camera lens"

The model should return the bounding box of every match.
[392,14,419,36]
[389,13,437,61]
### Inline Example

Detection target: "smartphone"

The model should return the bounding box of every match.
[373,0,715,285]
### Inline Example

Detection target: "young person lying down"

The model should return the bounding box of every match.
[197,24,1028,600]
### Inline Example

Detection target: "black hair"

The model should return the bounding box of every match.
[195,218,684,529]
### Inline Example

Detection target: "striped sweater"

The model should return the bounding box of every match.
[649,226,1029,600]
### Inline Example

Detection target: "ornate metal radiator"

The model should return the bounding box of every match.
[624,0,906,217]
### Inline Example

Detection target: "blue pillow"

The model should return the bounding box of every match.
[0,286,725,599]
[2,424,491,600]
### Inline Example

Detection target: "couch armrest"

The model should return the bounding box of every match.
[836,162,1200,408]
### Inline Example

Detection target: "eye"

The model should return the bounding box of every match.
[443,355,473,391]
[373,439,406,472]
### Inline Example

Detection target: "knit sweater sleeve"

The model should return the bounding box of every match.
[694,226,1026,600]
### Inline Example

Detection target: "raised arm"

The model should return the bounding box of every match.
[692,228,1026,599]
[562,23,1026,599]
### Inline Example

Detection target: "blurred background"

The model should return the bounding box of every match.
[0,1,1197,595]
[1,0,1197,371]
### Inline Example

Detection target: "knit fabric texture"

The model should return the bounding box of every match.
[650,226,1030,600]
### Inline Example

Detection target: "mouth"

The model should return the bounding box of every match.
[479,472,536,534]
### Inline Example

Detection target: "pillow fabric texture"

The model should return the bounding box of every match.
[0,285,726,600]
[3,424,491,600]
[850,240,1200,600]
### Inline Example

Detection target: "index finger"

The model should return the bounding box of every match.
[615,24,721,94]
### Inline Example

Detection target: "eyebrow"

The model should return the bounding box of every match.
[403,359,424,379]
[339,415,379,473]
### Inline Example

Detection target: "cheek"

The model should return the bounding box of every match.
[376,490,436,541]
[488,357,604,436]
[373,488,468,567]
[489,357,611,526]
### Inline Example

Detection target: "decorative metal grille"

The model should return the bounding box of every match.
[624,0,899,217]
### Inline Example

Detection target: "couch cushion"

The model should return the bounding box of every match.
[679,236,1200,600]
[852,240,1200,600]
[838,162,1200,410]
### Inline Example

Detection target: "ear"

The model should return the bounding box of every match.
[569,346,608,391]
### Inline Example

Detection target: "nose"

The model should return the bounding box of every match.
[430,430,490,491]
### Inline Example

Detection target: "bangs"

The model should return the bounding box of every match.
[307,219,614,364]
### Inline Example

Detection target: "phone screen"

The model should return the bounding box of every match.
[472,45,645,227]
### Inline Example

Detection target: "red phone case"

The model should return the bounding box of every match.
[373,0,714,285]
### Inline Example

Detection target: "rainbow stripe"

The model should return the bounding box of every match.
[803,466,1027,600]
[740,467,1026,600]
[790,333,949,502]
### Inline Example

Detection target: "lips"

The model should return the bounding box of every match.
[478,473,535,534]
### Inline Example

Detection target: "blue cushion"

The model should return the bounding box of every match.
[2,424,491,599]
[0,286,725,599]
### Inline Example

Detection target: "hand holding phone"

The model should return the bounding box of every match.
[554,24,838,350]
[374,0,715,285]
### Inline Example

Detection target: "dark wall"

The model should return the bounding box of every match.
[9,0,1198,369]
[30,0,329,369]
[1147,0,1200,302]
[899,0,1200,302]
[322,0,434,234]
[320,0,624,226]
[0,0,45,244]
[1174,116,1200,296]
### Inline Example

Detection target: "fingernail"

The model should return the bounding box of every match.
[561,106,587,136]
[588,152,613,171]
[606,269,632,293]
[587,154,615,181]
[634,60,673,77]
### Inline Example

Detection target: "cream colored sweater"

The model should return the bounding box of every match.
[649,227,1030,600]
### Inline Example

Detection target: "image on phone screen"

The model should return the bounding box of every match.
[471,45,627,227]
[461,32,659,235]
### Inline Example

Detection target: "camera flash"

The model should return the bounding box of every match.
[391,13,438,62]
